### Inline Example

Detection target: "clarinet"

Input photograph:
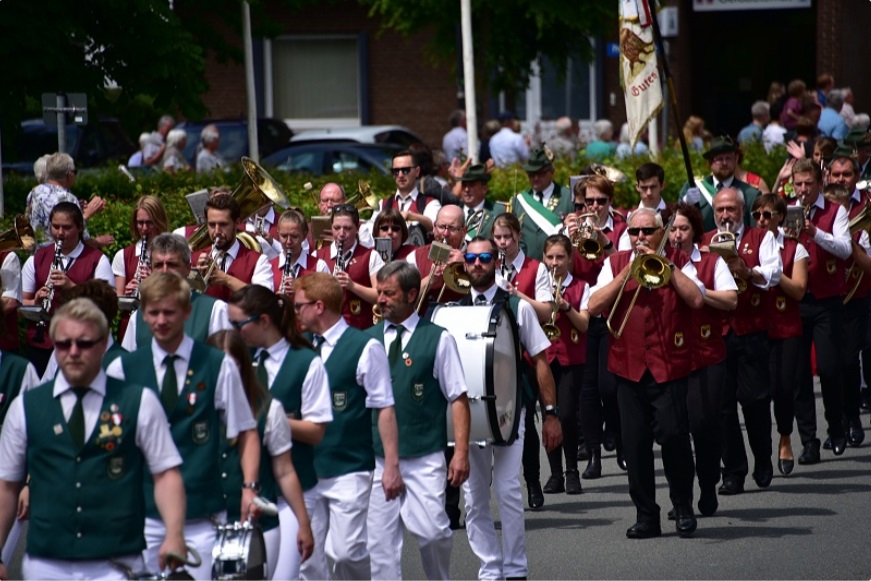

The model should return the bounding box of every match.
[132,236,148,301]
[36,240,64,342]
[280,247,294,294]
[334,240,346,274]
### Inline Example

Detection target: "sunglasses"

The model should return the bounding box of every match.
[464,252,494,264]
[751,210,779,220]
[391,166,416,176]
[573,202,586,212]
[230,314,261,329]
[55,338,102,351]
[585,197,609,206]
[379,224,402,233]
[330,203,358,215]
[627,227,660,236]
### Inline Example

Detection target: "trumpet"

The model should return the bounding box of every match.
[334,240,347,275]
[606,215,675,339]
[120,237,150,312]
[199,234,225,289]
[280,247,295,295]
[571,212,604,260]
[708,228,748,293]
[541,265,563,340]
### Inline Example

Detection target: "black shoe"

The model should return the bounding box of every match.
[449,515,465,530]
[616,450,628,471]
[626,521,662,539]
[576,446,590,462]
[848,419,865,447]
[777,458,794,476]
[753,468,773,489]
[674,507,698,537]
[861,388,870,410]
[823,436,832,450]
[582,447,602,479]
[527,481,544,510]
[565,469,583,494]
[603,432,617,452]
[798,440,821,465]
[718,479,744,495]
[831,436,847,456]
[698,486,718,516]
[543,474,565,494]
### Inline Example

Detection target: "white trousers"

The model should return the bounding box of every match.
[299,471,373,581]
[463,407,528,580]
[1,518,22,566]
[368,453,453,580]
[264,525,281,580]
[272,497,301,580]
[144,513,223,581]
[23,552,142,580]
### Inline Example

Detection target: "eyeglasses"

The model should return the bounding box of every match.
[55,338,102,351]
[627,227,660,236]
[751,210,779,220]
[391,166,416,176]
[293,301,316,312]
[464,252,494,264]
[585,197,609,206]
[434,223,463,234]
[379,224,402,233]
[230,314,260,329]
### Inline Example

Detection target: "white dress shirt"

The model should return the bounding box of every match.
[804,194,852,260]
[495,250,527,290]
[2,252,22,304]
[214,238,275,291]
[245,208,283,260]
[732,224,783,289]
[533,270,591,310]
[591,251,705,296]
[469,284,550,358]
[690,246,739,292]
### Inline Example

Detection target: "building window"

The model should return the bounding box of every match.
[268,35,361,129]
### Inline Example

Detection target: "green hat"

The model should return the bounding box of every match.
[703,135,737,160]
[831,142,856,161]
[844,126,871,148]
[522,146,555,172]
[459,163,491,183]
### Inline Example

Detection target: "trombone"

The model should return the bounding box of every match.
[541,265,563,340]
[606,215,676,339]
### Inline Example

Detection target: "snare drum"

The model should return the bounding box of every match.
[212,521,266,580]
[431,303,521,446]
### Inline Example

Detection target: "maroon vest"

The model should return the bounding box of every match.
[0,251,19,352]
[27,245,104,349]
[769,238,803,340]
[191,243,261,302]
[316,243,374,330]
[394,245,417,261]
[544,277,588,366]
[410,245,464,307]
[605,247,695,383]
[270,253,319,292]
[381,193,435,214]
[512,256,540,297]
[794,198,847,299]
[691,252,727,369]
[702,227,770,336]
[183,224,198,237]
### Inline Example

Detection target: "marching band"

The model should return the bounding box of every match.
[1,137,871,581]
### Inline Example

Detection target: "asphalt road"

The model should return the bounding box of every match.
[7,383,871,579]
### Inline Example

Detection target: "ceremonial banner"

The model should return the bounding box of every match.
[619,0,663,148]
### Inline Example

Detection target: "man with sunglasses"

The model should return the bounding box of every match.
[108,272,259,580]
[510,147,574,261]
[407,205,467,309]
[459,237,561,579]
[122,234,232,351]
[700,189,782,498]
[588,208,704,539]
[0,298,186,580]
[680,136,761,232]
[458,163,503,241]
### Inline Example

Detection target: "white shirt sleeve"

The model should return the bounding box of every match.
[214,355,257,438]
[105,357,124,381]
[263,399,292,457]
[577,283,591,310]
[251,254,275,291]
[422,199,443,225]
[0,396,29,481]
[315,259,331,274]
[40,353,58,383]
[751,230,783,289]
[121,315,137,350]
[515,299,551,357]
[111,248,126,278]
[795,242,810,262]
[301,357,333,423]
[712,256,739,291]
[433,330,468,402]
[210,299,233,334]
[680,260,706,296]
[356,338,395,409]
[617,229,632,251]
[136,388,184,474]
[1,252,22,303]
[94,255,115,286]
[369,249,385,276]
[590,256,616,295]
[813,204,852,259]
[21,256,36,295]
[357,222,375,249]
[533,263,552,302]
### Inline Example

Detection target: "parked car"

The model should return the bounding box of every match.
[3,118,136,175]
[290,125,425,149]
[261,142,400,176]
[178,118,294,166]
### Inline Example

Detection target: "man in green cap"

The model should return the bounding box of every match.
[680,135,760,231]
[459,164,504,241]
[843,126,871,180]
[510,147,574,260]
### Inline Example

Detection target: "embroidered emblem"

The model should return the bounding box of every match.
[197,382,206,392]
[570,328,579,344]
[405,357,413,367]
[100,411,110,422]
[412,383,425,401]
[110,404,119,413]
[332,391,348,411]
[827,259,837,274]
[751,294,761,307]
[187,393,197,407]
[107,457,124,480]
[54,423,63,435]
[674,332,684,348]
[192,421,210,445]
[350,300,362,315]
[700,324,711,339]
[775,296,787,312]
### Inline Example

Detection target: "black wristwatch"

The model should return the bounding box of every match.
[544,405,559,418]
[241,481,261,493]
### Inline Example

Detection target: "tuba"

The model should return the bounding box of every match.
[571,212,603,260]
[606,215,676,339]
[541,265,563,340]
[0,215,35,253]
[843,200,871,304]
[437,262,472,302]
[347,180,380,218]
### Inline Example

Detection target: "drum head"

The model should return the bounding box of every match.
[487,303,521,445]
[212,523,266,580]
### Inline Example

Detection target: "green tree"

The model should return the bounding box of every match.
[360,0,613,103]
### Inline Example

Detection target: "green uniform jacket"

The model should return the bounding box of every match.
[511,183,574,260]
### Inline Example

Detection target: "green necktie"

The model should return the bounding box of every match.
[161,354,179,413]
[388,324,405,365]
[256,350,270,389]
[68,387,89,447]
[313,334,324,355]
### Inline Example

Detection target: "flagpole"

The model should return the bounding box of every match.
[649,0,694,186]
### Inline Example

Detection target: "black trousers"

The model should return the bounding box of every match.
[617,371,694,525]
[796,295,846,444]
[686,363,725,492]
[841,295,869,422]
[770,336,802,435]
[522,401,540,484]
[579,317,620,449]
[546,361,583,475]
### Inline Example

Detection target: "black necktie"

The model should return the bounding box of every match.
[475,294,488,305]
[388,324,405,365]
[161,354,179,413]
[68,387,89,447]
[535,191,543,204]
[716,182,724,191]
[466,207,473,220]
[256,350,270,389]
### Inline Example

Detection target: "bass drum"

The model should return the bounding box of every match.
[431,303,521,446]
[212,521,266,580]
